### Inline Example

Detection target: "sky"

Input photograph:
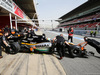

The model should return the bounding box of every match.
[35,0,88,29]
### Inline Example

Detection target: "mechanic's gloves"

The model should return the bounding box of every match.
[7,45,11,47]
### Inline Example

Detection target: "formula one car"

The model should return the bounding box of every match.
[7,31,99,58]
[20,34,53,53]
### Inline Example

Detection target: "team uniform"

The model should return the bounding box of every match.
[56,35,65,58]
[68,29,74,43]
[0,37,2,57]
[1,35,10,53]
[86,38,100,53]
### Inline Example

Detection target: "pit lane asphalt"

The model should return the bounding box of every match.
[44,30,100,75]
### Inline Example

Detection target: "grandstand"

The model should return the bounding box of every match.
[57,0,100,33]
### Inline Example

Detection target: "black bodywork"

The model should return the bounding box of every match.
[6,33,88,57]
[6,32,99,58]
[19,33,53,53]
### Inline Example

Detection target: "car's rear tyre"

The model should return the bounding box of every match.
[96,48,100,54]
[69,45,82,58]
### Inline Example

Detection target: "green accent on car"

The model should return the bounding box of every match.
[34,47,49,51]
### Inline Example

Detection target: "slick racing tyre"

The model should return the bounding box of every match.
[14,42,20,51]
[69,45,82,58]
[10,42,20,54]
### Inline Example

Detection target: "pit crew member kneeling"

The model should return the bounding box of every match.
[53,34,69,59]
[1,31,11,54]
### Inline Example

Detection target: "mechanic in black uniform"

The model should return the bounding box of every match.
[10,27,19,34]
[22,27,28,33]
[27,29,32,38]
[20,27,28,40]
[7,27,19,40]
[0,37,3,58]
[4,25,9,33]
[78,36,100,54]
[0,29,3,58]
[1,31,10,54]
[53,34,69,59]
[25,29,33,43]
[30,28,36,36]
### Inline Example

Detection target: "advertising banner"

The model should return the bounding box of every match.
[13,2,24,18]
[0,0,25,19]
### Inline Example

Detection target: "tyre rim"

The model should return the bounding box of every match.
[73,49,80,55]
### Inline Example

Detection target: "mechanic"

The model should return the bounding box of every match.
[0,38,3,58]
[53,34,69,59]
[4,25,9,32]
[20,28,29,40]
[1,31,10,54]
[93,30,97,37]
[78,36,100,54]
[22,27,28,33]
[68,27,74,43]
[0,29,3,58]
[0,28,3,36]
[7,27,19,39]
[90,30,93,37]
[27,29,32,38]
[30,28,36,36]
[11,27,19,34]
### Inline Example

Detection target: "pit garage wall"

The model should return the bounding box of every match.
[0,16,17,28]
[0,16,32,30]
[0,0,34,29]
[0,16,10,28]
